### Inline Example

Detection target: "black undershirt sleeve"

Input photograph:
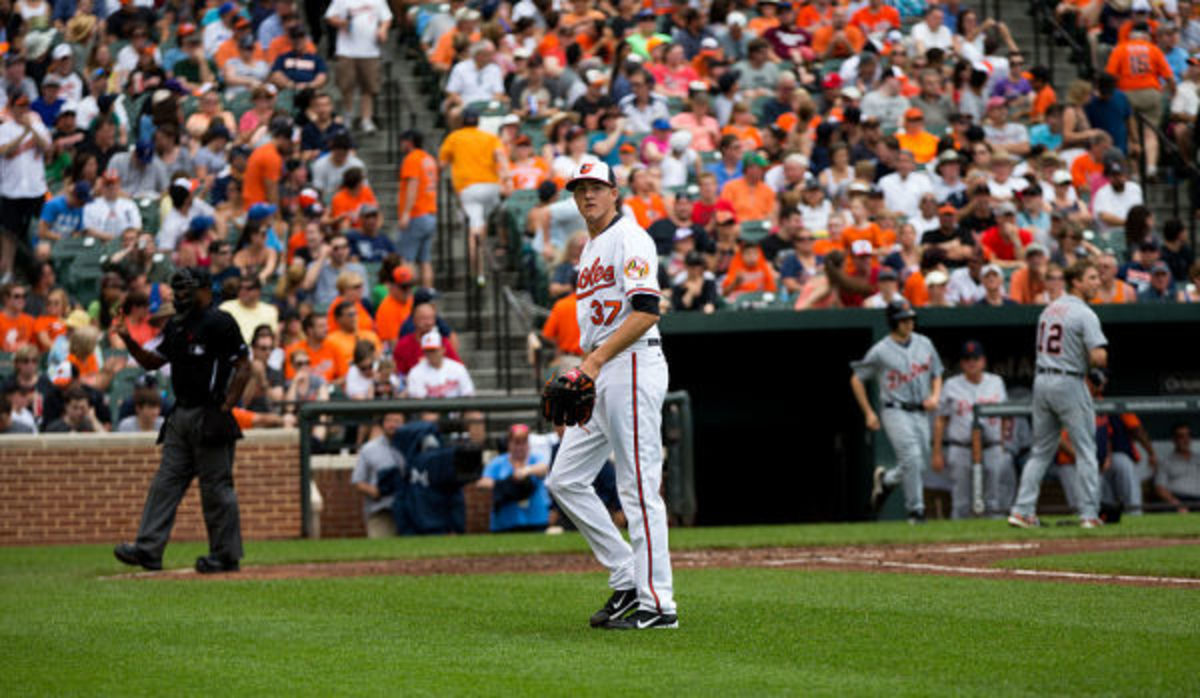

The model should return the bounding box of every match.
[630,293,660,315]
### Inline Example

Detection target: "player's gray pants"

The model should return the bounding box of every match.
[881,409,930,514]
[1012,375,1099,520]
[133,406,244,562]
[1058,452,1143,514]
[945,444,1016,518]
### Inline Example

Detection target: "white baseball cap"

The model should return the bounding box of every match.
[925,269,949,286]
[52,44,73,61]
[565,156,617,191]
[1052,169,1073,185]
[727,11,747,26]
[420,329,443,350]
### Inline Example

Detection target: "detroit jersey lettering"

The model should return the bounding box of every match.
[575,214,662,350]
[939,373,1007,444]
[852,334,944,405]
[1035,295,1107,374]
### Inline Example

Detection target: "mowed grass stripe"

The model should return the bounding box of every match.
[3,568,1199,696]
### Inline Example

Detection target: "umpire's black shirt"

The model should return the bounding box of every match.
[155,306,248,408]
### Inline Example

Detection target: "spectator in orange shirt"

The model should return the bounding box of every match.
[0,283,36,352]
[1070,133,1111,193]
[243,119,294,210]
[1008,243,1050,304]
[720,152,778,225]
[811,10,866,59]
[215,16,264,69]
[326,299,381,374]
[509,135,550,191]
[33,288,69,352]
[285,312,342,381]
[396,129,439,289]
[1106,27,1172,176]
[325,271,375,336]
[721,238,777,300]
[539,291,582,369]
[903,248,948,307]
[329,167,378,231]
[747,1,781,38]
[429,8,481,71]
[375,265,416,345]
[625,167,669,229]
[843,199,885,248]
[1028,66,1057,122]
[721,102,762,151]
[895,107,939,164]
[850,0,900,37]
[268,14,318,63]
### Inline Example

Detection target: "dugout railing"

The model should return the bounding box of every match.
[974,395,1200,514]
[296,392,698,536]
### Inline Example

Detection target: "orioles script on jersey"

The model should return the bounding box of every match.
[577,258,616,300]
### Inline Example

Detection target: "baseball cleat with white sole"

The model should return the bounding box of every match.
[605,609,679,630]
[1007,512,1042,529]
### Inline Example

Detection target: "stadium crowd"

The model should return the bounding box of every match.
[2,0,1200,531]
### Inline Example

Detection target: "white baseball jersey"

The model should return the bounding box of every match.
[405,358,474,398]
[939,372,1007,445]
[574,213,662,351]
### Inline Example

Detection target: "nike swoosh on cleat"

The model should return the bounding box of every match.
[636,618,658,629]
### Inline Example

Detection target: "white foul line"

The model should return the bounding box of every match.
[761,555,1200,586]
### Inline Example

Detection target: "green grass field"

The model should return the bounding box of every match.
[3,517,1200,696]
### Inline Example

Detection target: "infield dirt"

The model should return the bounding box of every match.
[120,537,1200,588]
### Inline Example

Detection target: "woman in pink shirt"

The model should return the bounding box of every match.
[670,91,720,152]
[648,44,699,98]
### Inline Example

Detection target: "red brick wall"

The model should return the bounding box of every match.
[313,466,493,537]
[0,431,301,545]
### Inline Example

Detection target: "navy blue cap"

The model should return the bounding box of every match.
[961,340,985,359]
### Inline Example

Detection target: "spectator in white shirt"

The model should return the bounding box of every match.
[0,89,51,281]
[946,248,988,305]
[910,6,953,54]
[1092,160,1144,247]
[878,149,933,221]
[619,70,671,133]
[406,329,475,398]
[444,40,506,120]
[324,0,393,134]
[83,170,142,239]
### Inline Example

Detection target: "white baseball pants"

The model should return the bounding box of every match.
[546,345,676,615]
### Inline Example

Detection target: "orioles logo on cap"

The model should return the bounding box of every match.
[580,163,593,174]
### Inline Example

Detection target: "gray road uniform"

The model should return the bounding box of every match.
[853,334,944,514]
[1012,295,1108,521]
[938,373,1016,518]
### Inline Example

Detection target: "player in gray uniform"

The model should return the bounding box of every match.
[1009,260,1109,529]
[851,300,944,523]
[931,340,1015,518]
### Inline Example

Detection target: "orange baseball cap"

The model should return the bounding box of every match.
[904,107,924,121]
[392,265,415,285]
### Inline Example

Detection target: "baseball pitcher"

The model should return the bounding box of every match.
[543,156,677,630]
[1009,260,1109,528]
[851,300,944,524]
[931,340,1015,518]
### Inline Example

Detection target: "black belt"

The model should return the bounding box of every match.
[883,401,923,412]
[1037,368,1084,378]
[944,440,1002,448]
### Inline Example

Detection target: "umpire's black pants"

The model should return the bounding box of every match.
[133,406,244,563]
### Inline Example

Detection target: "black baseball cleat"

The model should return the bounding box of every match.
[590,588,638,628]
[113,543,162,571]
[605,609,679,630]
[870,466,894,513]
[195,556,240,574]
[907,510,926,525]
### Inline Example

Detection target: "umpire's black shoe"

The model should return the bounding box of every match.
[870,466,894,513]
[605,609,679,630]
[590,588,638,628]
[195,555,240,574]
[113,543,162,571]
[907,510,926,525]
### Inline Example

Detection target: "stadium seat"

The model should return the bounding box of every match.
[739,220,770,244]
[0,352,12,377]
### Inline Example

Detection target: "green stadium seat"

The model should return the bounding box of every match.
[667,97,685,114]
[137,198,161,234]
[0,351,13,378]
[108,366,144,410]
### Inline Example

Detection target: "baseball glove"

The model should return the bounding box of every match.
[1087,366,1109,390]
[541,368,596,426]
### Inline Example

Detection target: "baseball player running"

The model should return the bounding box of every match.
[1009,260,1109,528]
[931,341,1015,518]
[542,156,676,630]
[851,300,944,523]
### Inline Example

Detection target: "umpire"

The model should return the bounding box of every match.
[113,268,253,573]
